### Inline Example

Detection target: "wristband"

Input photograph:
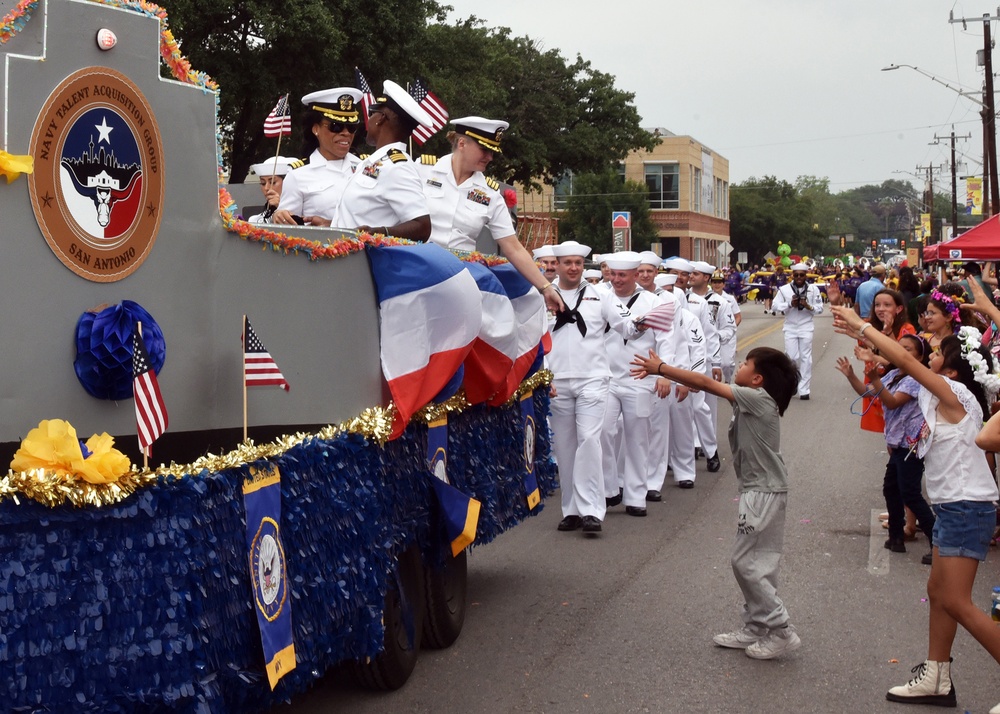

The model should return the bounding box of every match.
[657,363,664,376]
[539,283,554,293]
[859,322,871,335]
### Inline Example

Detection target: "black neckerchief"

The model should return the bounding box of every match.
[554,285,588,337]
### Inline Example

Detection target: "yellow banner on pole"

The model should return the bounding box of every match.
[920,213,931,240]
[967,177,983,216]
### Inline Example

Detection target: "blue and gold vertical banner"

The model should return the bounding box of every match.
[520,390,541,510]
[242,463,296,690]
[427,415,480,556]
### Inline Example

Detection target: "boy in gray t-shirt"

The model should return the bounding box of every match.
[632,345,800,659]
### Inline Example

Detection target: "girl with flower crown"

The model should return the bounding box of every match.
[832,298,1000,712]
[920,289,962,352]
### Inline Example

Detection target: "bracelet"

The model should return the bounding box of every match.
[539,283,554,293]
[859,322,872,335]
[657,363,664,376]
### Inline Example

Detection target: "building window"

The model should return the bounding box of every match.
[644,163,679,209]
[722,180,729,219]
[692,167,702,213]
[554,171,574,210]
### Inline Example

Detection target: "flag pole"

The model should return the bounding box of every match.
[243,314,248,443]
[271,94,288,175]
[138,320,148,471]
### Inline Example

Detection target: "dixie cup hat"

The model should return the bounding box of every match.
[655,273,678,287]
[249,156,297,177]
[551,241,593,258]
[637,251,662,267]
[602,251,642,270]
[691,260,716,275]
[532,245,555,259]
[662,257,695,273]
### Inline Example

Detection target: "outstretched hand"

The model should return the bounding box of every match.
[835,356,855,379]
[831,305,865,339]
[630,349,663,380]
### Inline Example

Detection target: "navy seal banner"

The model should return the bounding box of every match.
[242,463,296,689]
[520,390,541,510]
[427,415,480,556]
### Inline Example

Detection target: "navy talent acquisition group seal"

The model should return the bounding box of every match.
[28,67,164,282]
[250,516,289,622]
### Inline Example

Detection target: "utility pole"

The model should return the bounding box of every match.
[932,127,972,236]
[916,162,949,243]
[949,9,1000,216]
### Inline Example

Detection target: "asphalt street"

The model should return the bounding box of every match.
[277,305,1000,714]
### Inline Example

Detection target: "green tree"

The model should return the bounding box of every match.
[729,176,816,265]
[559,171,658,253]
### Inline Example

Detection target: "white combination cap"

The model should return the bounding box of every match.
[374,80,434,128]
[301,88,363,125]
[451,116,509,153]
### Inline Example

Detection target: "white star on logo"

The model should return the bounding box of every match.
[95,116,113,144]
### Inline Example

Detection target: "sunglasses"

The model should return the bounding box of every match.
[368,106,385,118]
[322,120,358,134]
[792,272,807,277]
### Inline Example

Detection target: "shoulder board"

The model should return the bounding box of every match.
[420,154,439,165]
[386,148,409,164]
[289,158,307,169]
[358,154,370,160]
[485,177,500,191]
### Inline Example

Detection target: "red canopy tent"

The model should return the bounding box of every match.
[922,241,940,262]
[925,216,1000,261]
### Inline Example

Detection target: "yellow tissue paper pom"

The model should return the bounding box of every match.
[10,419,130,484]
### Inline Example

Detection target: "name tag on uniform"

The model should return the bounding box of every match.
[426,179,442,188]
[363,163,381,180]
[466,188,491,206]
[582,296,601,302]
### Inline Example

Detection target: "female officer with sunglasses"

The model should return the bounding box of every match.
[273,88,362,226]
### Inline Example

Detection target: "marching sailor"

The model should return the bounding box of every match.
[772,262,824,399]
[548,241,638,535]
[419,116,562,312]
[333,80,433,241]
[272,88,362,226]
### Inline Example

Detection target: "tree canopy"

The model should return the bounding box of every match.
[558,171,659,253]
[162,5,655,184]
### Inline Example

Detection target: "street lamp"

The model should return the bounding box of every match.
[882,62,999,218]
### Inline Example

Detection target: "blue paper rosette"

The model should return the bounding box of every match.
[73,300,166,400]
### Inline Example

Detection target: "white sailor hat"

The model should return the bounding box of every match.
[372,80,434,129]
[452,116,509,153]
[655,273,678,287]
[583,269,603,280]
[301,88,363,125]
[638,251,662,267]
[691,260,716,275]
[791,262,810,272]
[662,257,695,273]
[249,156,297,177]
[532,245,555,259]
[551,240,592,258]
[603,251,642,270]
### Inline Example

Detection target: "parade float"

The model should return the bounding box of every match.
[0,1,557,710]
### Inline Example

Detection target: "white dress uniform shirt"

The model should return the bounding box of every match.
[666,307,706,484]
[334,142,428,229]
[685,291,721,370]
[418,154,515,251]
[276,149,359,221]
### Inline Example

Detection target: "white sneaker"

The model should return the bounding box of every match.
[990,701,1000,714]
[713,625,764,649]
[744,625,801,659]
[886,659,956,707]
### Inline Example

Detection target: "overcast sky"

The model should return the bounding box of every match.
[444,0,996,195]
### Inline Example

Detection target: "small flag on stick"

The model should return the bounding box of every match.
[354,68,375,130]
[410,79,448,146]
[244,317,290,391]
[133,329,168,453]
[263,95,292,138]
[635,301,676,332]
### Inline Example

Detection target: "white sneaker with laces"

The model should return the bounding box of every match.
[744,625,801,659]
[713,626,764,649]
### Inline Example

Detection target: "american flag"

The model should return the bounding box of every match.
[263,94,292,138]
[133,330,168,452]
[636,300,677,332]
[355,67,375,130]
[244,317,290,391]
[410,79,448,146]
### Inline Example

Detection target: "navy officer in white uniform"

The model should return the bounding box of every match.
[333,80,433,242]
[273,88,362,226]
[419,116,562,312]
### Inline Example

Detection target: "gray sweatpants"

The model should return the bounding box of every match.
[732,490,790,631]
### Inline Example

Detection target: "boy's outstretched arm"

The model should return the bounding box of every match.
[631,349,736,403]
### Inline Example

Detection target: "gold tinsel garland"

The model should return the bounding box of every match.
[0,371,553,509]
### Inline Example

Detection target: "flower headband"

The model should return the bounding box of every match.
[957,326,1000,399]
[929,289,962,325]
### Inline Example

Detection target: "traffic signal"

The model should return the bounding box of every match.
[900,239,906,250]
[871,239,877,250]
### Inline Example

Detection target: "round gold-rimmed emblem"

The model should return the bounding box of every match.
[28,67,164,282]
